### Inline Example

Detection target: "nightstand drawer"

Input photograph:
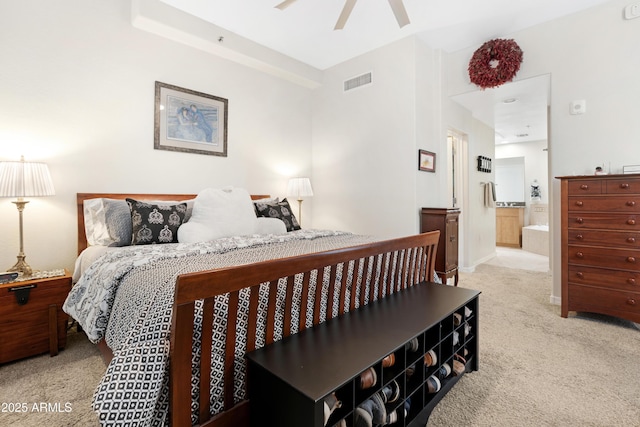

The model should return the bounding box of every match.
[0,272,72,364]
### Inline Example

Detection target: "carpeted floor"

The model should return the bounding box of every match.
[429,264,640,427]
[1,263,639,426]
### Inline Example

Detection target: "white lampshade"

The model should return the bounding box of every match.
[0,156,55,198]
[286,177,313,199]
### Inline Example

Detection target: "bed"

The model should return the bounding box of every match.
[65,191,440,427]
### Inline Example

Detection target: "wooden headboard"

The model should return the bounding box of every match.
[76,193,270,255]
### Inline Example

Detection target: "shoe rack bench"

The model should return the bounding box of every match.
[246,282,480,426]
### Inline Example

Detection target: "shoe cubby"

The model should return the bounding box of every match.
[247,282,480,427]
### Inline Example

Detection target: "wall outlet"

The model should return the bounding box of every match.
[625,2,640,19]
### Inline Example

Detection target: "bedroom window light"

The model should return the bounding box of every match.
[286,177,313,226]
[0,155,56,276]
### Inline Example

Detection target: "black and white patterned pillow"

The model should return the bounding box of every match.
[126,198,187,245]
[253,198,301,232]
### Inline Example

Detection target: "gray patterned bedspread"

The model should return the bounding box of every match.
[63,230,379,426]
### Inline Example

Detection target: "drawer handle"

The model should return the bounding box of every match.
[620,183,630,189]
[628,298,636,306]
[627,219,636,225]
[628,237,636,243]
[627,201,636,207]
[575,201,584,207]
[576,272,584,279]
[627,257,636,263]
[576,218,584,224]
[580,184,589,190]
[576,252,584,258]
[628,278,636,285]
[576,234,584,240]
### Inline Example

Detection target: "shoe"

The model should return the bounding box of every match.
[403,397,411,417]
[452,359,465,376]
[386,409,398,424]
[424,349,437,367]
[359,367,377,389]
[453,312,462,326]
[453,331,459,346]
[465,306,472,318]
[382,353,395,368]
[369,392,388,425]
[357,393,387,426]
[380,380,400,403]
[426,375,441,393]
[438,363,451,380]
[406,364,416,380]
[405,337,419,352]
[354,407,373,427]
[335,421,347,427]
[323,392,342,426]
[464,322,471,337]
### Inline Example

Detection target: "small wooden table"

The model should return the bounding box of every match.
[0,270,72,364]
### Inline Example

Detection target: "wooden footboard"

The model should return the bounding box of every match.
[170,231,440,427]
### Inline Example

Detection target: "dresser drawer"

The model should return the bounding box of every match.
[568,246,640,271]
[567,284,640,319]
[567,180,602,195]
[568,196,640,213]
[568,265,640,292]
[567,213,639,230]
[605,178,640,194]
[568,229,640,248]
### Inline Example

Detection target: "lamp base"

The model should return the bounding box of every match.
[7,255,33,276]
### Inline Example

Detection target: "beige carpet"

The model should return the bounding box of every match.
[429,264,640,426]
[1,264,639,426]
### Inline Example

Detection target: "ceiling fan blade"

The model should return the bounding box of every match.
[388,0,410,28]
[334,0,358,30]
[274,0,297,10]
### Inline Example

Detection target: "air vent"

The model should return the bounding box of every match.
[344,72,372,92]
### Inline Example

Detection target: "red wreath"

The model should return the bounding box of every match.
[468,39,523,89]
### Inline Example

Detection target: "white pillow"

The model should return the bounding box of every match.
[178,187,258,243]
[255,217,287,235]
[83,198,132,246]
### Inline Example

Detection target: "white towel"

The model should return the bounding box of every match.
[484,182,496,208]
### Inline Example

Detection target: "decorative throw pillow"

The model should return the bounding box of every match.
[253,198,301,232]
[126,198,187,245]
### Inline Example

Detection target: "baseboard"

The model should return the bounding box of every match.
[460,252,497,273]
[549,295,561,305]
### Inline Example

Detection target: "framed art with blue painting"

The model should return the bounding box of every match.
[154,81,228,156]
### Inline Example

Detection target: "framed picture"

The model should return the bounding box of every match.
[154,81,228,156]
[419,150,436,172]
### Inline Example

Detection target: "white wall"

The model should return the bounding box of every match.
[0,0,314,272]
[445,0,640,300]
[311,37,421,238]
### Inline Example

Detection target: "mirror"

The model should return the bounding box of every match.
[495,157,525,202]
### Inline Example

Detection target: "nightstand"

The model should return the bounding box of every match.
[0,270,72,364]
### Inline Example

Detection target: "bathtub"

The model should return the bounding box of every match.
[522,225,549,256]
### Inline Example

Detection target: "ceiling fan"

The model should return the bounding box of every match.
[275,0,410,30]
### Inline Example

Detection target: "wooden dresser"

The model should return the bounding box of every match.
[558,174,640,323]
[420,208,460,286]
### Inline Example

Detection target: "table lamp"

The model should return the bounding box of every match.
[286,177,313,226]
[0,156,56,276]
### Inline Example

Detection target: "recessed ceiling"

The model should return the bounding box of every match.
[160,0,610,70]
[157,0,607,146]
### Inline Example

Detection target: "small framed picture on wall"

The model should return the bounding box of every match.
[419,150,436,172]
